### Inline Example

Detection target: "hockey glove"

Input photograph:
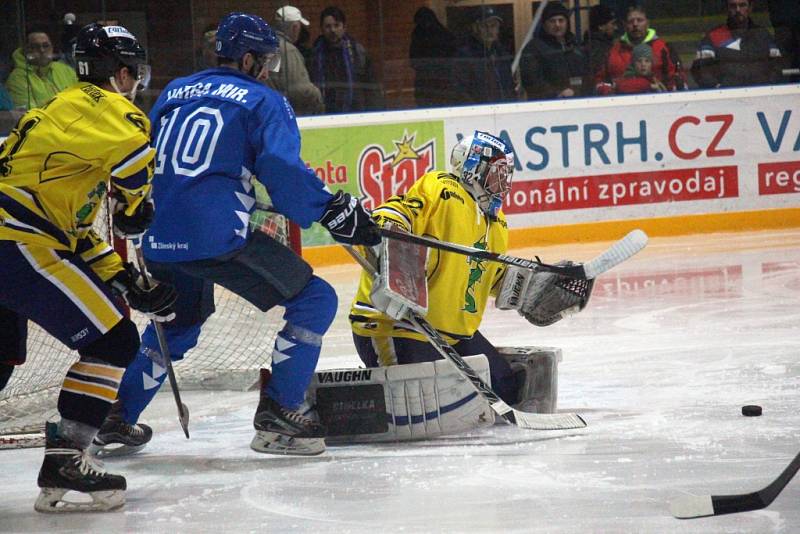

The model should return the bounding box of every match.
[318,191,381,246]
[111,192,155,239]
[109,263,177,322]
[516,262,595,327]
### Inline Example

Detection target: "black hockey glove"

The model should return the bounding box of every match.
[112,192,155,239]
[109,263,177,322]
[318,191,381,246]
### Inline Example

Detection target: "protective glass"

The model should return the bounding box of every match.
[255,52,281,73]
[135,63,152,89]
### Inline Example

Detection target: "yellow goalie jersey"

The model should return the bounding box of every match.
[350,171,509,344]
[0,82,154,280]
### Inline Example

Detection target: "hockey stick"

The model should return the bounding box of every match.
[0,427,45,449]
[345,245,586,431]
[132,243,190,439]
[379,228,649,280]
[670,449,800,519]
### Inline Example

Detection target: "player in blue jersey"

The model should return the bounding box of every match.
[93,12,380,456]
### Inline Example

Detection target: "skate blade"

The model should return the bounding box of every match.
[89,442,147,458]
[34,488,125,513]
[250,431,325,456]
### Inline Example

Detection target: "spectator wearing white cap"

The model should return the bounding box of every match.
[268,5,323,116]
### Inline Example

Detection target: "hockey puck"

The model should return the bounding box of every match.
[741,405,762,417]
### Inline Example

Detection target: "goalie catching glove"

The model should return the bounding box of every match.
[496,262,595,326]
[318,191,381,246]
[109,263,177,322]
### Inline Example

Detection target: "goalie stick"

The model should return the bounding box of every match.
[345,245,586,431]
[133,243,190,439]
[379,228,649,280]
[670,449,800,519]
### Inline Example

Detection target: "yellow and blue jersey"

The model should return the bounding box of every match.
[0,82,153,280]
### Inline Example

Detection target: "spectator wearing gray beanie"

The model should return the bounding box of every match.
[584,5,618,85]
[615,43,667,93]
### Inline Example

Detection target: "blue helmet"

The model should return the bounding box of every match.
[215,12,278,61]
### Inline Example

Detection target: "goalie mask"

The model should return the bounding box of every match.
[73,23,150,101]
[450,131,514,217]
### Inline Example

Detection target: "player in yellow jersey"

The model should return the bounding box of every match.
[349,131,527,403]
[0,23,176,513]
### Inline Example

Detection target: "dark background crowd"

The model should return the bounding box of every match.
[1,0,798,134]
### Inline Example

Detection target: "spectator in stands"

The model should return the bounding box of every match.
[296,24,313,64]
[768,0,800,80]
[269,5,323,116]
[59,13,80,69]
[197,25,218,70]
[594,6,685,95]
[0,86,12,111]
[452,6,516,104]
[309,6,383,113]
[583,5,618,82]
[519,2,587,100]
[614,43,668,94]
[409,7,456,108]
[5,27,78,110]
[692,0,783,89]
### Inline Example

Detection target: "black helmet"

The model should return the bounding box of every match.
[73,23,149,88]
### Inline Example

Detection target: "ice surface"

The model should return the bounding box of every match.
[1,229,798,533]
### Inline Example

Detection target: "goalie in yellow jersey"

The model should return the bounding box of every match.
[348,132,582,430]
[349,132,525,401]
[0,23,176,512]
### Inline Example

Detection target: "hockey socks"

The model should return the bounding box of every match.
[266,276,337,409]
[58,360,124,431]
[115,323,200,424]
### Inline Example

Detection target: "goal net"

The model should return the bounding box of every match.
[0,182,301,443]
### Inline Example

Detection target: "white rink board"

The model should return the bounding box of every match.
[300,84,800,231]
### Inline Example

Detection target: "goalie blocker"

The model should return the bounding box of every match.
[307,347,561,443]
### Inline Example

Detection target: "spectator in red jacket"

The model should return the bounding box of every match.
[594,5,685,94]
[691,0,783,88]
[614,43,668,94]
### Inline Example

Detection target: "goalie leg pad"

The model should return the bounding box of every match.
[499,346,562,414]
[308,355,494,443]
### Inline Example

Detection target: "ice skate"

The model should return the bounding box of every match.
[90,402,153,458]
[251,395,326,456]
[35,433,126,513]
